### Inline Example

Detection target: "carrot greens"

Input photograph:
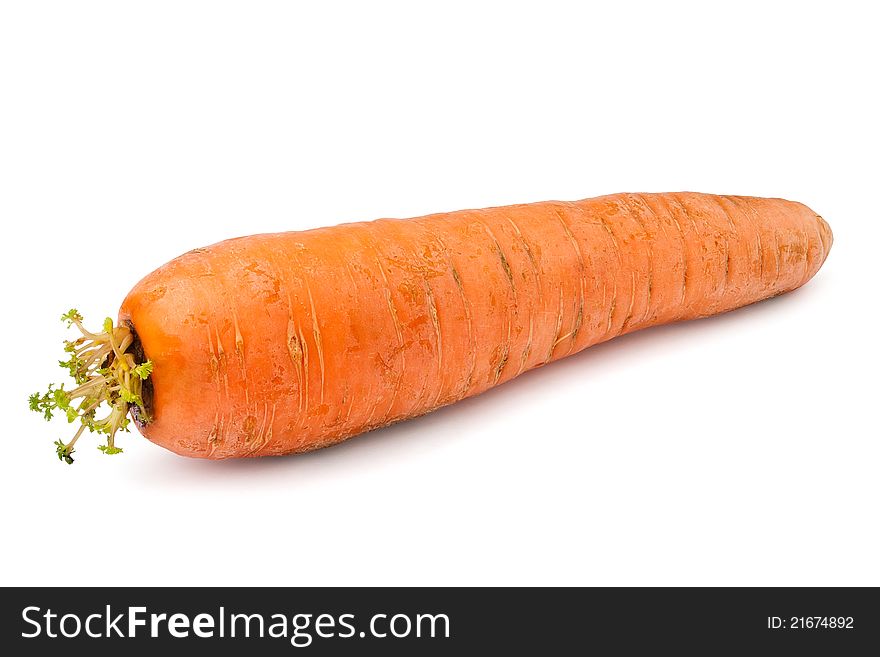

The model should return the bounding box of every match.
[28,309,151,464]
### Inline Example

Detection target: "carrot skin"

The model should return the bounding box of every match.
[119,192,832,458]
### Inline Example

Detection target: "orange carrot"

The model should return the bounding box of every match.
[31,192,832,462]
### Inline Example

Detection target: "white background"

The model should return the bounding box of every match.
[1,1,877,586]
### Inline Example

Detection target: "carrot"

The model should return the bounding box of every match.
[30,192,832,462]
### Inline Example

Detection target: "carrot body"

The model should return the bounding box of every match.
[119,192,832,458]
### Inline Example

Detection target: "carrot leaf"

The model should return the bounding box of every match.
[132,361,153,380]
[60,308,83,327]
[54,439,75,465]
